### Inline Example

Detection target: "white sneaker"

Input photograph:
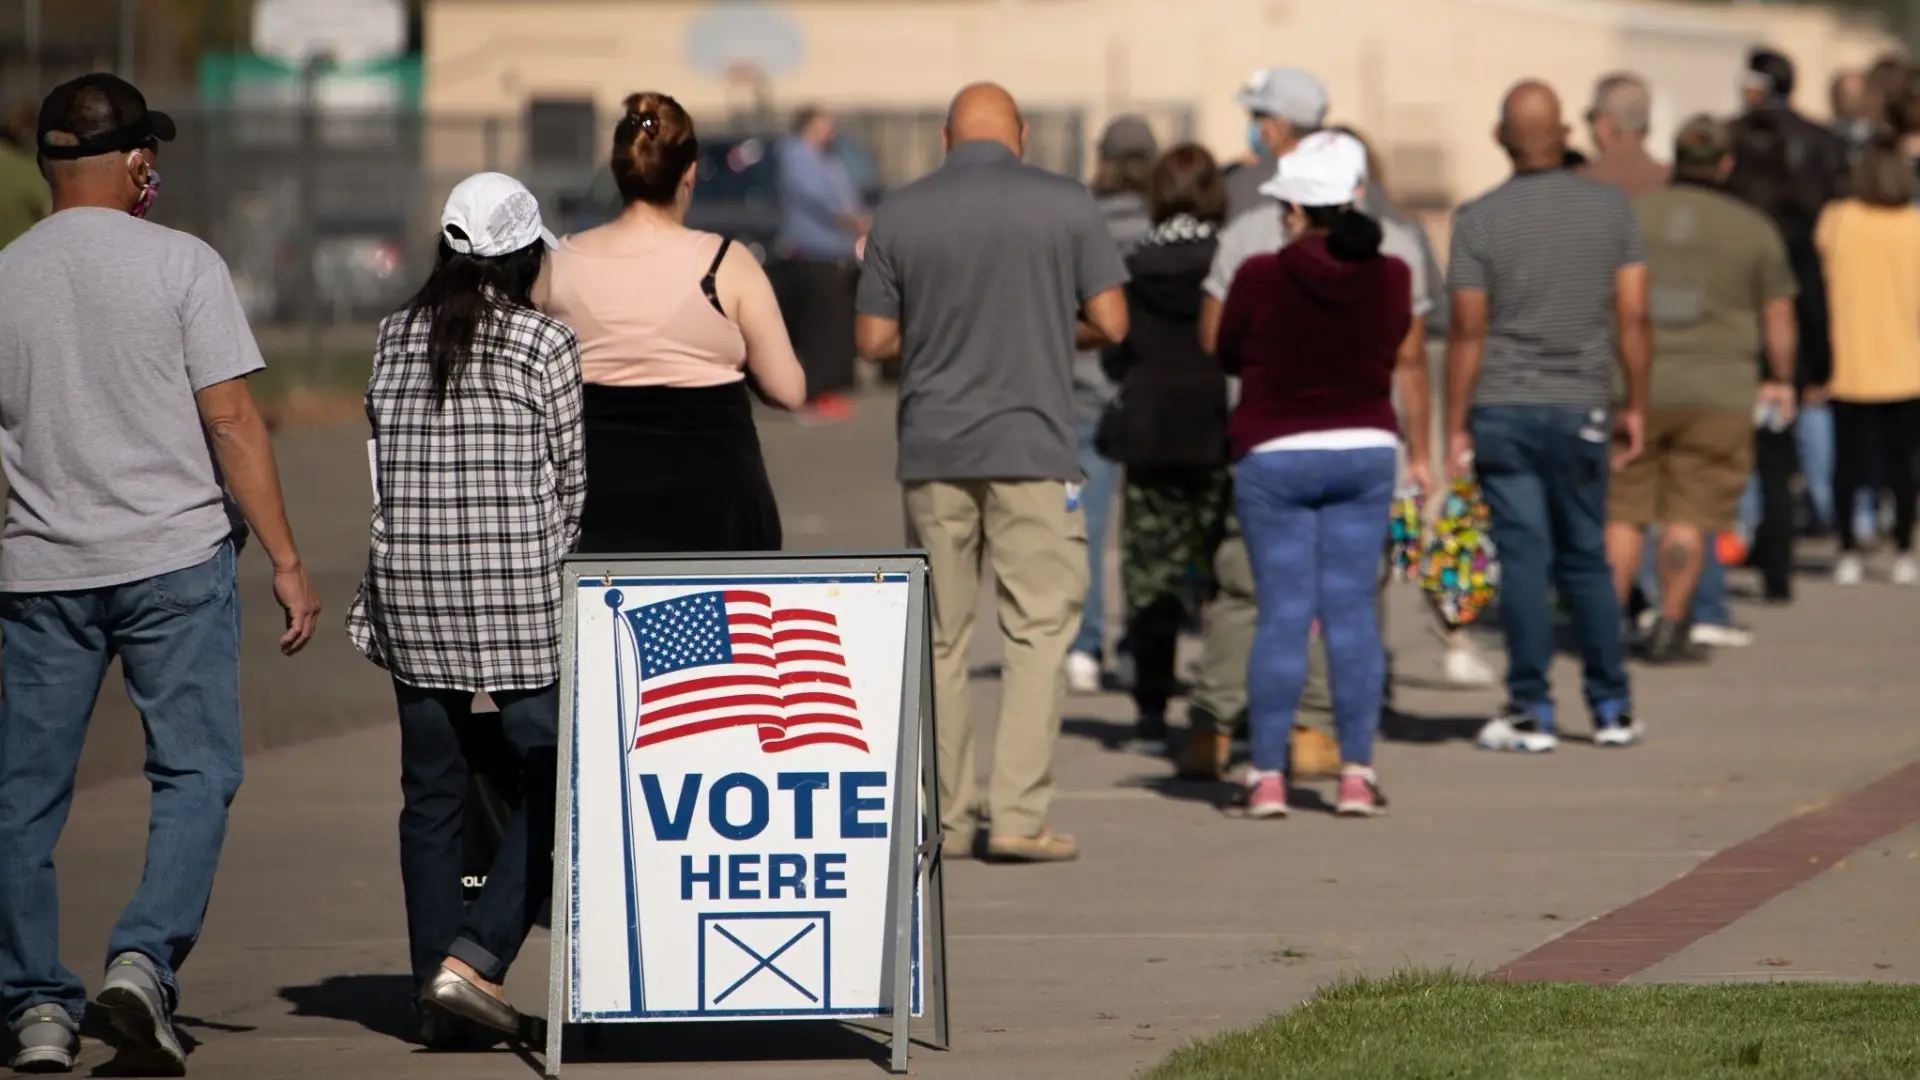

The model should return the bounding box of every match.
[1475,715,1558,753]
[1689,622,1755,649]
[1442,645,1497,688]
[1894,557,1919,586]
[1835,554,1864,587]
[1065,651,1102,694]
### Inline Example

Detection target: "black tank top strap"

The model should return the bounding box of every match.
[700,236,733,315]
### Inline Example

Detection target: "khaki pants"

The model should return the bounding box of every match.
[905,479,1089,843]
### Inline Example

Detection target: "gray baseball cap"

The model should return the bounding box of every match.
[1098,114,1159,161]
[1236,66,1329,127]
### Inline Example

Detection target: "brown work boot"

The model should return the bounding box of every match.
[984,829,1079,863]
[1290,726,1341,780]
[1178,728,1231,780]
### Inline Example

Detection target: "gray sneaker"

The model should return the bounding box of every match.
[9,1003,77,1073]
[96,953,185,1076]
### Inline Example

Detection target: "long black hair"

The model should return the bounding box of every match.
[1296,204,1384,262]
[399,233,548,404]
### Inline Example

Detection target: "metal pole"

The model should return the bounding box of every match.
[301,56,324,368]
[118,0,137,82]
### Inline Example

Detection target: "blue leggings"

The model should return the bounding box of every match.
[1234,447,1397,772]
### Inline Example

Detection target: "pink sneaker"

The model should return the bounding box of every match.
[1336,767,1387,817]
[1244,772,1289,819]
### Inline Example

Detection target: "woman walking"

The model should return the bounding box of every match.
[1816,134,1920,585]
[540,92,806,554]
[1099,144,1230,749]
[347,172,584,1041]
[1216,132,1427,818]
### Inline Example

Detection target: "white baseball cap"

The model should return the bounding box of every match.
[1258,130,1369,207]
[440,172,558,257]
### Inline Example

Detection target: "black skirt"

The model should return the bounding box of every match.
[576,382,782,555]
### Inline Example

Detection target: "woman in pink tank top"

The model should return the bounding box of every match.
[538,92,806,552]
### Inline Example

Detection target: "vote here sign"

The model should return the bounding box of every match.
[564,571,925,1022]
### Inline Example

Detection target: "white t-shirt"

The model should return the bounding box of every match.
[0,209,264,590]
[1203,203,1434,318]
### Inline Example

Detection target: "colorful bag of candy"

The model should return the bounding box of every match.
[1388,487,1424,582]
[1417,477,1499,628]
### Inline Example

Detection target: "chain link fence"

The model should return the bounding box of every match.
[144,101,1193,395]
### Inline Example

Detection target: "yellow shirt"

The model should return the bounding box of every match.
[1816,199,1920,403]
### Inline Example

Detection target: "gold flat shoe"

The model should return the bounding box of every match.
[422,966,521,1035]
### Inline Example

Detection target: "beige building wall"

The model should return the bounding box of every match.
[425,0,1898,205]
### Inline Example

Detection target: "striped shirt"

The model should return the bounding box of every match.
[1449,170,1644,409]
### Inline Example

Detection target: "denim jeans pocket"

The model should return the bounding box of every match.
[151,545,236,616]
[0,593,43,623]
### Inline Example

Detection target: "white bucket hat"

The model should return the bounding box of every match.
[1259,130,1370,208]
[440,172,558,257]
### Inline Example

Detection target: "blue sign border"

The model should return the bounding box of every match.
[568,573,922,1023]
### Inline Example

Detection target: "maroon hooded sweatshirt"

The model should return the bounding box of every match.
[1216,233,1412,462]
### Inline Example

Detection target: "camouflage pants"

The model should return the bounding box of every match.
[1122,468,1230,715]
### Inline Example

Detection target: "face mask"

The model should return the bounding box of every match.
[1248,121,1267,158]
[130,159,161,219]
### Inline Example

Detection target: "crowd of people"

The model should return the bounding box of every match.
[0,40,1914,1073]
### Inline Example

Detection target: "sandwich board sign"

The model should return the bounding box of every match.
[547,553,950,1074]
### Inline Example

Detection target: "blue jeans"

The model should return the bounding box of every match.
[1796,401,1836,529]
[1635,530,1731,626]
[0,545,242,1025]
[1234,447,1396,772]
[1469,406,1631,722]
[395,681,558,991]
[1072,412,1120,658]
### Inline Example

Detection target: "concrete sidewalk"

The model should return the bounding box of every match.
[31,398,1920,1078]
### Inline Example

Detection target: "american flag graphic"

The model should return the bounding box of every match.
[620,590,870,755]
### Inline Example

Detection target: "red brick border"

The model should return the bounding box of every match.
[1494,760,1920,984]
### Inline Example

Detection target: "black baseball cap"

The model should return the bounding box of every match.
[36,73,176,161]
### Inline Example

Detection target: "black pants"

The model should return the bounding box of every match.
[771,258,858,399]
[1752,425,1797,600]
[395,680,557,992]
[1833,398,1920,554]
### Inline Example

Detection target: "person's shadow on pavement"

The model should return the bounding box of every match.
[279,974,419,1044]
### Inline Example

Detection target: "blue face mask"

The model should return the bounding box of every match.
[1248,120,1267,158]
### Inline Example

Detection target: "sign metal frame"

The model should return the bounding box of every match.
[544,552,950,1075]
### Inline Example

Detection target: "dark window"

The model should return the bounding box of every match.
[527,98,597,169]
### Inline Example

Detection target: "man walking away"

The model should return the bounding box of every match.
[857,83,1128,862]
[0,74,321,1074]
[1832,69,1875,168]
[775,105,868,424]
[1446,80,1649,753]
[1736,48,1849,206]
[1605,117,1797,663]
[1066,116,1156,696]
[1578,74,1667,198]
[1222,67,1328,223]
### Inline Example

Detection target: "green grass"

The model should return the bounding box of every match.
[1142,970,1920,1080]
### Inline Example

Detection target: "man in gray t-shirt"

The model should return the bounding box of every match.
[0,74,318,1072]
[1445,80,1649,755]
[856,83,1128,864]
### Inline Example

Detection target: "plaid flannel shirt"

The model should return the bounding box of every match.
[347,304,586,693]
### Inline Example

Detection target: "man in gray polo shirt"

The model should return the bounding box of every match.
[0,74,320,1073]
[856,82,1129,863]
[1446,80,1649,755]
